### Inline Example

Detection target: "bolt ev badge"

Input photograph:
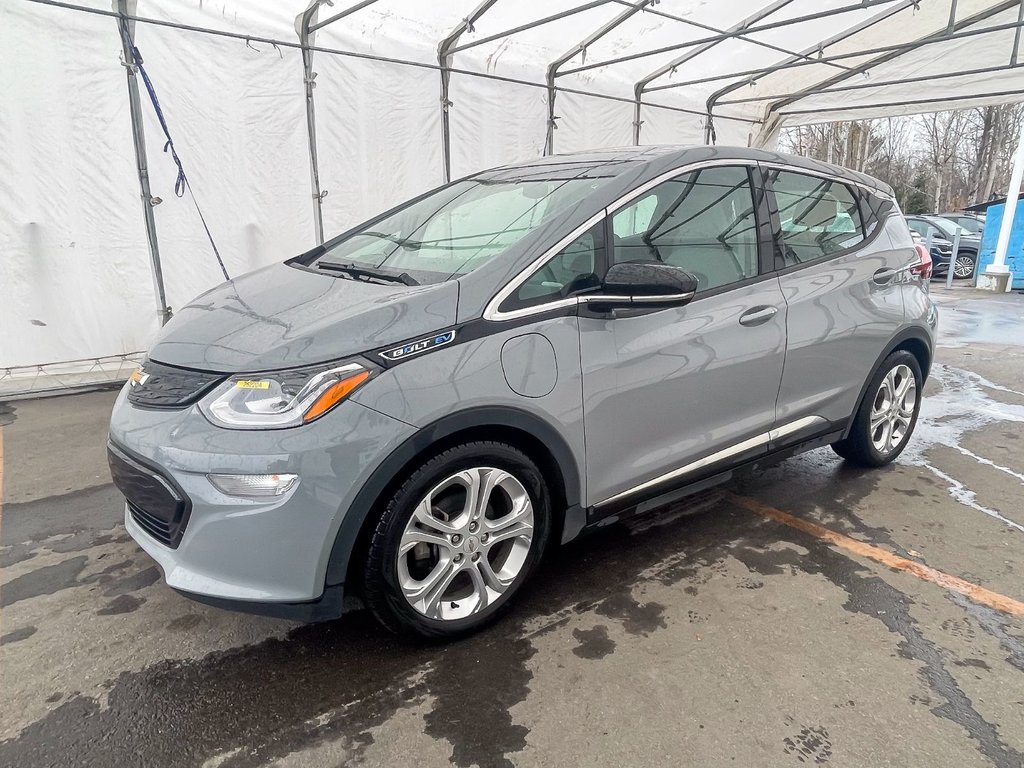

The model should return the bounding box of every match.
[379,330,456,362]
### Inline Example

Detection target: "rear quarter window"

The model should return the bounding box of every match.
[770,170,865,266]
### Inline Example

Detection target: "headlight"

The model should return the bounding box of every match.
[199,361,374,429]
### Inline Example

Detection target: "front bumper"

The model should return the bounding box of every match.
[108,384,415,612]
[930,249,952,275]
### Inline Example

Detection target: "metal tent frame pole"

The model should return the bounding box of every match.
[115,0,171,326]
[630,0,795,146]
[703,0,920,142]
[716,63,1023,106]
[649,15,1024,94]
[297,0,326,245]
[1011,0,1024,65]
[767,88,1024,117]
[545,0,653,156]
[438,0,500,184]
[307,0,378,33]
[447,0,616,56]
[610,0,854,74]
[752,0,1021,145]
[296,0,380,244]
[563,0,901,78]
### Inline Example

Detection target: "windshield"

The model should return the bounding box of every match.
[929,217,971,239]
[315,175,610,284]
[940,216,982,235]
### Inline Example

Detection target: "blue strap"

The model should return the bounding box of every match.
[119,21,230,281]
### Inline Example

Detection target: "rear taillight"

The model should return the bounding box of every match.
[912,244,933,280]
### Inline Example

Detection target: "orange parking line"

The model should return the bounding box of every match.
[727,493,1024,619]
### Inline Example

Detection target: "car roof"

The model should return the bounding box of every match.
[477,145,894,197]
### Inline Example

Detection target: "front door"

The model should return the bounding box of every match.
[580,164,787,511]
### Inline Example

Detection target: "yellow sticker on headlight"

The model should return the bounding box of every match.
[235,380,271,390]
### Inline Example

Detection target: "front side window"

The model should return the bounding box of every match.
[612,193,657,239]
[610,166,760,293]
[906,219,930,238]
[770,170,865,265]
[500,223,604,312]
[315,175,608,284]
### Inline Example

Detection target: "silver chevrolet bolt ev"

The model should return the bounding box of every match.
[108,146,937,638]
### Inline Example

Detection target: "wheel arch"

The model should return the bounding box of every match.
[325,406,583,594]
[841,327,933,440]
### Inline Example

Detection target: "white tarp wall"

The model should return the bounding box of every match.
[1,0,1021,393]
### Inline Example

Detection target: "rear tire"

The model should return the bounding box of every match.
[953,251,976,280]
[832,350,922,468]
[362,441,551,639]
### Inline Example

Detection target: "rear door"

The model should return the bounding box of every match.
[765,166,905,435]
[580,164,787,512]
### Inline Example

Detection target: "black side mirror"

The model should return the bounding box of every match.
[585,261,697,308]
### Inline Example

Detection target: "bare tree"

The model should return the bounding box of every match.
[779,102,1024,213]
[918,111,972,211]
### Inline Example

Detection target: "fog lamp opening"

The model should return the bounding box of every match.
[207,473,299,498]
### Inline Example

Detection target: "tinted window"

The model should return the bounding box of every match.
[770,170,864,265]
[501,223,604,311]
[611,166,759,292]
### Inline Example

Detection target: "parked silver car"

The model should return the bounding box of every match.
[108,146,937,638]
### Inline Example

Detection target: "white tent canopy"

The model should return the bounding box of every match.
[1,0,1022,393]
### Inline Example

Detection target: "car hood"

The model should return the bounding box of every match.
[147,262,460,373]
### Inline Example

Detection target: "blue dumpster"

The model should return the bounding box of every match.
[976,199,1024,289]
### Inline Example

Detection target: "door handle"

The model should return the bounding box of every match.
[873,268,897,285]
[738,306,778,327]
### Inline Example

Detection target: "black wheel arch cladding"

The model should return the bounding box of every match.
[325,406,582,591]
[840,326,932,442]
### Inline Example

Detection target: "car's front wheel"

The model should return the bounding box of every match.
[362,441,550,639]
[832,350,923,467]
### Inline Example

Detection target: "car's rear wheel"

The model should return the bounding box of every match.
[832,350,922,467]
[953,252,976,279]
[362,441,550,639]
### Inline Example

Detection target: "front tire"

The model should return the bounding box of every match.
[832,350,923,467]
[362,441,551,639]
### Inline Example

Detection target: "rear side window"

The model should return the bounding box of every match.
[610,166,760,293]
[770,170,864,265]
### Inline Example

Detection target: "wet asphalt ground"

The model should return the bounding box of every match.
[2,287,1024,768]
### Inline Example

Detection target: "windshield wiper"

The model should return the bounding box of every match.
[317,261,419,286]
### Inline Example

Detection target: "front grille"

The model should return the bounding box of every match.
[128,502,175,544]
[108,442,191,548]
[127,359,224,409]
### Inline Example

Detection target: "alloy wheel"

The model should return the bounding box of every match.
[397,467,534,621]
[953,255,975,279]
[869,363,917,455]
